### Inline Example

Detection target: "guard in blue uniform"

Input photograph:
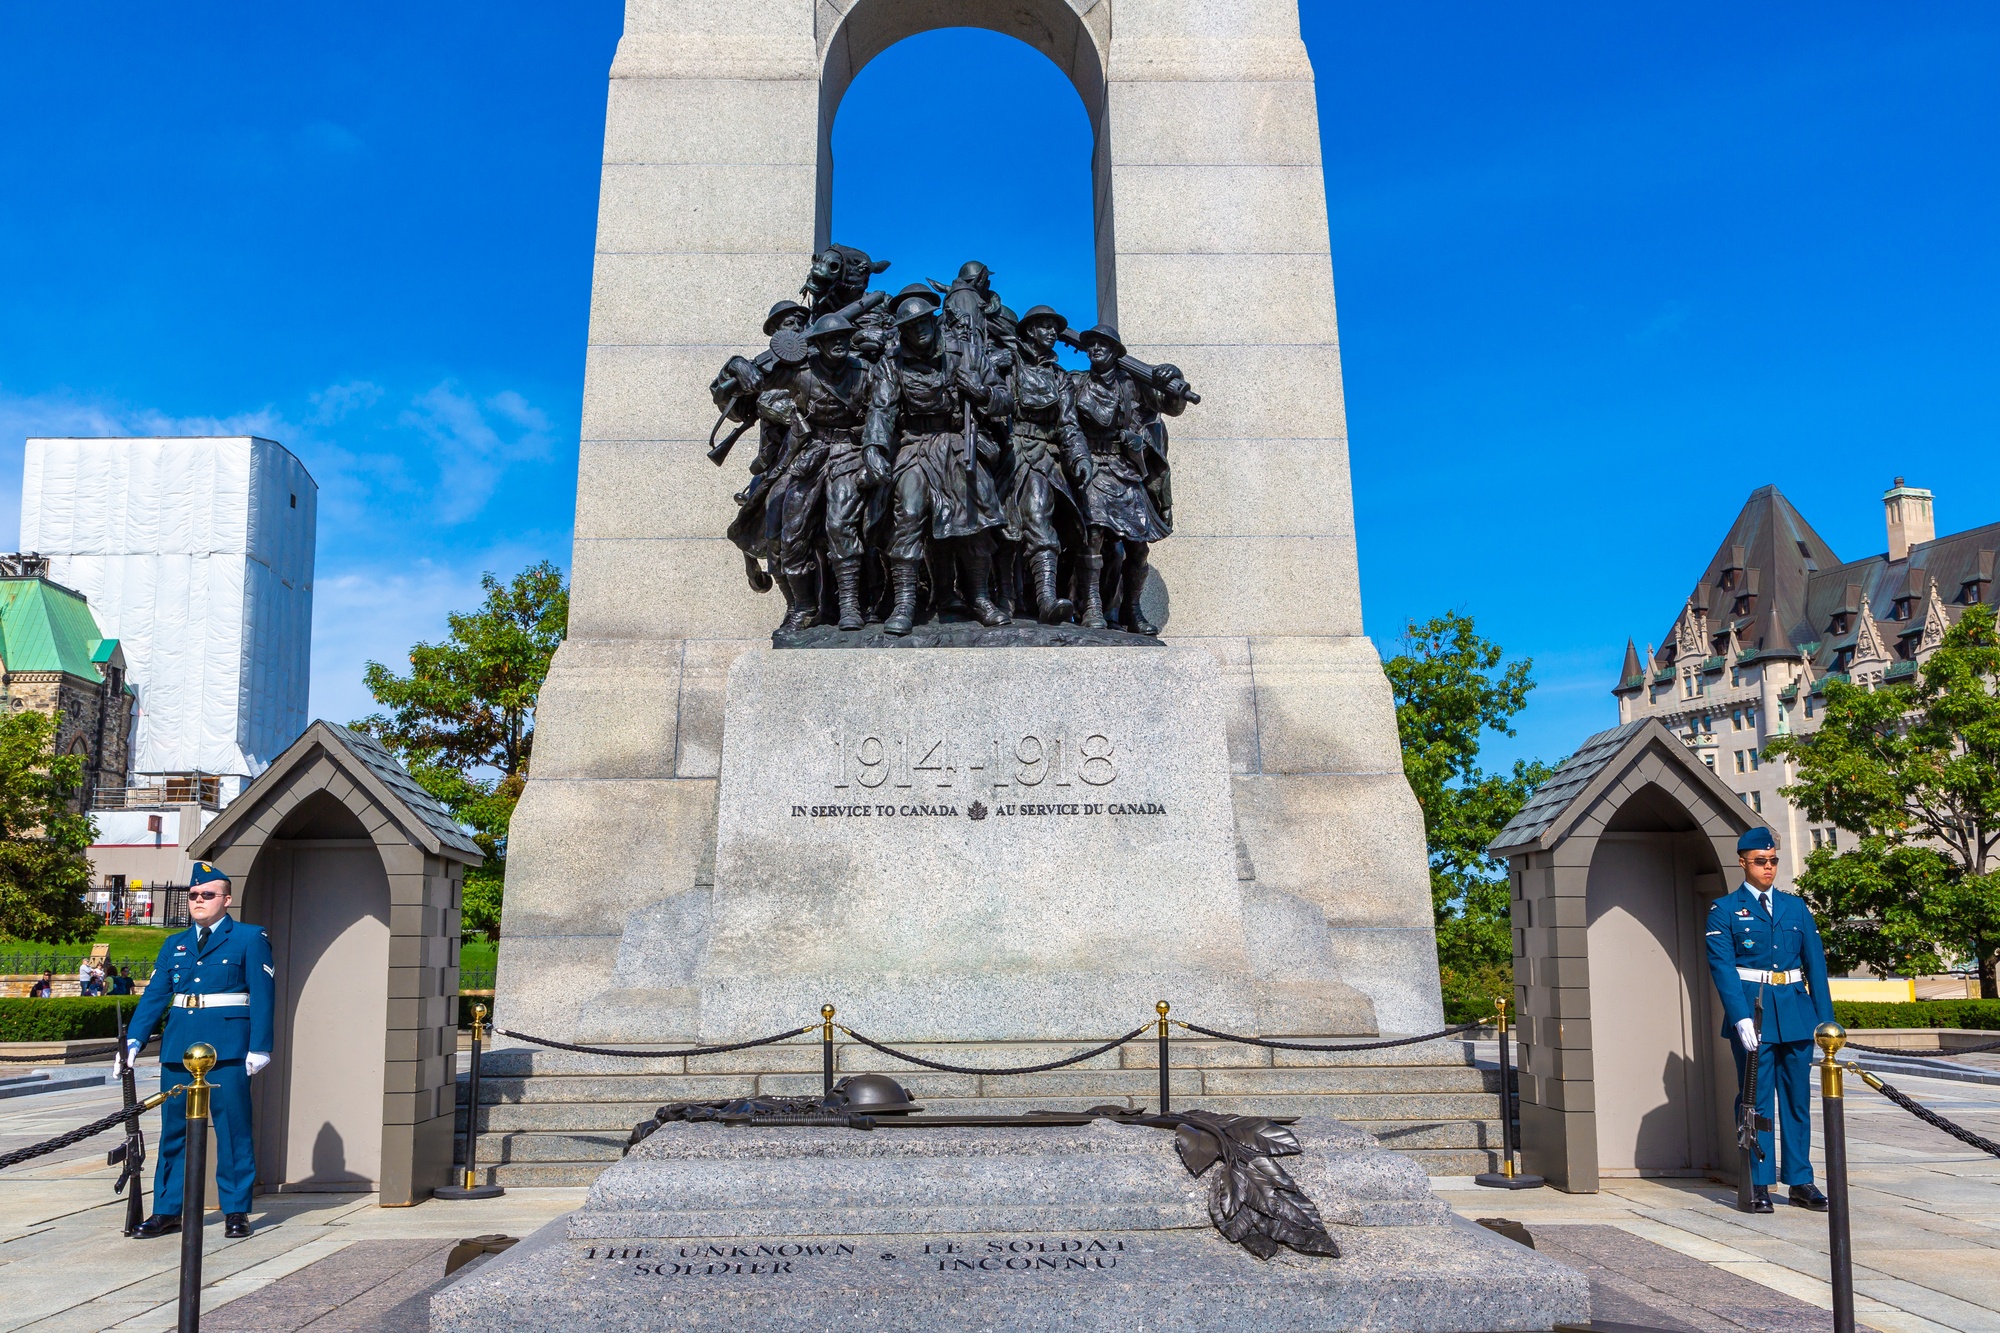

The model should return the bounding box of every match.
[1704,827,1834,1213]
[124,862,275,1239]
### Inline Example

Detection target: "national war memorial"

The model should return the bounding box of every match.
[451,1,1592,1327]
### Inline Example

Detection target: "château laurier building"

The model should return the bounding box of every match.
[1613,478,1997,883]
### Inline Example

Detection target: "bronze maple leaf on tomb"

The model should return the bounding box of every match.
[967,801,988,821]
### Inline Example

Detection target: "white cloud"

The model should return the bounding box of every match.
[309,380,384,425]
[401,382,556,523]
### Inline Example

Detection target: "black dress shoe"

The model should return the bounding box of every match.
[224,1213,252,1238]
[1789,1184,1829,1211]
[1749,1186,1775,1214]
[133,1214,181,1238]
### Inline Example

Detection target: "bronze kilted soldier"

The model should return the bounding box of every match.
[1001,305,1092,624]
[1071,324,1186,633]
[866,294,1013,635]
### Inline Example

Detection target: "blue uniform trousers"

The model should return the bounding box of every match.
[154,1059,256,1216]
[1730,1037,1816,1187]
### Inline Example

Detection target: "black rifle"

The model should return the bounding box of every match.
[107,1002,146,1235]
[1736,988,1770,1211]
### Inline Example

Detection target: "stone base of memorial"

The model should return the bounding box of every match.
[431,1117,1587,1332]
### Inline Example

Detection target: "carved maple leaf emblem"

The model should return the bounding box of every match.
[967,800,988,821]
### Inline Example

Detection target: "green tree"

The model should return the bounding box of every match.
[0,709,100,943]
[1385,612,1551,1019]
[1766,602,2000,998]
[356,562,568,940]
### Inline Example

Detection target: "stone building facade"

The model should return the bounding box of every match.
[0,556,134,808]
[1613,480,1997,882]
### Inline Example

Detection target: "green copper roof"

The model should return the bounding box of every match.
[0,578,114,682]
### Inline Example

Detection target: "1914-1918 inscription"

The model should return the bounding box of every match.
[577,1236,1129,1280]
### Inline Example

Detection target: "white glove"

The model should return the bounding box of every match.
[120,1040,139,1074]
[1736,1018,1759,1052]
[245,1052,271,1077]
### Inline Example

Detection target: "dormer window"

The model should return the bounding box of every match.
[1891,597,1914,621]
[1830,612,1850,635]
[1832,647,1854,671]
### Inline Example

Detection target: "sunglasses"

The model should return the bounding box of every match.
[188,889,228,901]
[1742,855,1780,867]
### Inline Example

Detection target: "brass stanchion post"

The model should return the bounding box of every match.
[1156,1001,1171,1115]
[1476,997,1544,1189]
[177,1043,215,1333]
[1816,1023,1856,1333]
[437,1002,504,1200]
[821,1005,836,1103]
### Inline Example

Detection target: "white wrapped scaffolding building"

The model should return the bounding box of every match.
[20,436,317,800]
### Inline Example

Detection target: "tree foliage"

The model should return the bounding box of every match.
[1385,612,1551,1017]
[356,562,568,939]
[1766,602,2000,997]
[0,709,100,943]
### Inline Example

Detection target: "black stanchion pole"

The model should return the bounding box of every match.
[177,1043,215,1333]
[1817,1023,1856,1333]
[437,1002,503,1200]
[1476,997,1543,1189]
[1156,1001,1171,1115]
[821,1005,836,1103]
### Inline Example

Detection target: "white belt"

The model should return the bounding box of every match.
[1737,967,1802,986]
[172,992,249,1009]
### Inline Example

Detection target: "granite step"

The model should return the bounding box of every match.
[452,1039,1507,1183]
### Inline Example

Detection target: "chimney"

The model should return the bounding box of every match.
[1883,477,1934,561]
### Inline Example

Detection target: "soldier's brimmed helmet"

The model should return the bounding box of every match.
[762,300,810,336]
[891,283,941,312]
[831,1073,923,1115]
[1075,323,1127,358]
[1017,304,1065,334]
[806,313,855,342]
[892,295,941,327]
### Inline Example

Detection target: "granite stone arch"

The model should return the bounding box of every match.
[504,0,1445,1048]
[811,1,1112,311]
[1489,719,1766,1192]
[188,721,484,1206]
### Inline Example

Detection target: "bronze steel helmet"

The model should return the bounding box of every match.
[1075,323,1127,358]
[1017,304,1065,332]
[806,313,855,342]
[955,260,993,291]
[831,1073,923,1114]
[762,300,810,336]
[891,282,941,312]
[892,295,941,327]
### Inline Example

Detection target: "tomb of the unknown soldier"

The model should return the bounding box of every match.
[440,0,1593,1327]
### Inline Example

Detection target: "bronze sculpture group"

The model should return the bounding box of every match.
[710,245,1198,638]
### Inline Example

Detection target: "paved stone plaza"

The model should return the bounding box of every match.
[1,1055,1995,1331]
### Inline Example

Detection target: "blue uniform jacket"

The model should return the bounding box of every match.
[1704,885,1835,1044]
[129,915,275,1064]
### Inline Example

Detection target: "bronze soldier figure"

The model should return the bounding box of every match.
[1070,324,1186,633]
[714,300,811,597]
[866,294,1013,635]
[1000,305,1092,624]
[804,244,891,320]
[761,314,881,632]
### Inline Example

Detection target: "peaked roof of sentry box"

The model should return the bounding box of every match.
[189,719,484,864]
[1487,717,1764,857]
[0,576,118,682]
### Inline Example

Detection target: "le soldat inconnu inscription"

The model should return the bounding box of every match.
[782,727,1168,822]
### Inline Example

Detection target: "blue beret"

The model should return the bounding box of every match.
[1736,828,1777,853]
[189,862,231,886]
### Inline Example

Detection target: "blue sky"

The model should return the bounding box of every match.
[3,3,1996,770]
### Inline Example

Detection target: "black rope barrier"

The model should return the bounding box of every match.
[1844,1034,2000,1057]
[839,1025,1150,1074]
[1851,1065,2000,1158]
[0,1044,122,1063]
[1172,1019,1485,1052]
[0,1101,151,1171]
[496,1025,815,1059]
